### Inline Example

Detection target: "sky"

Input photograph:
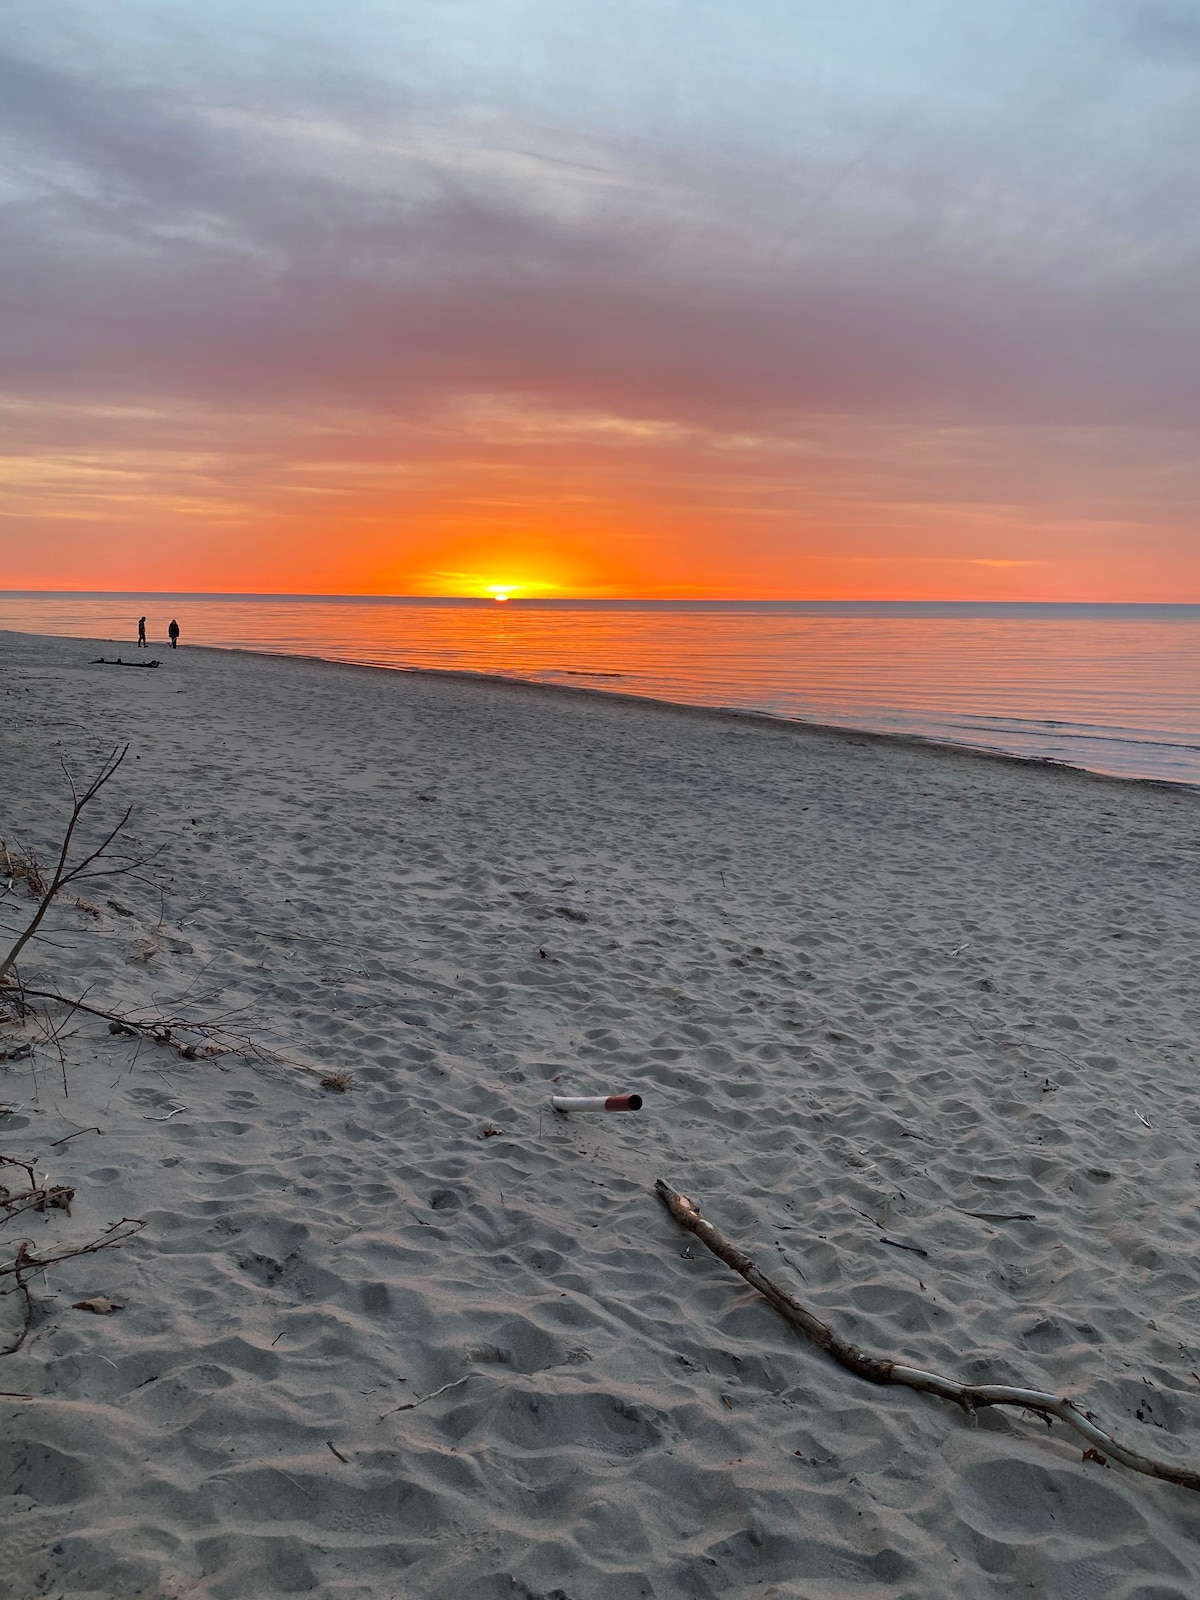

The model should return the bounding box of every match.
[2,0,1199,599]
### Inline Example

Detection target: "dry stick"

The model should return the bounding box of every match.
[5,989,222,1061]
[12,988,251,1066]
[880,1236,928,1257]
[36,994,83,1098]
[379,1375,472,1418]
[655,1179,1200,1495]
[0,1155,37,1192]
[12,987,324,1080]
[14,988,206,1037]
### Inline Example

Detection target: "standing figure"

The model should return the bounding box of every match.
[168,618,180,649]
[137,616,147,648]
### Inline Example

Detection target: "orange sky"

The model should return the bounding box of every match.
[3,4,1200,600]
[4,397,1196,600]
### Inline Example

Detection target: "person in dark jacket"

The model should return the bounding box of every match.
[168,618,180,649]
[137,616,147,648]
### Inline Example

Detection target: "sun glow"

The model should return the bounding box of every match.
[434,566,566,600]
[408,541,640,602]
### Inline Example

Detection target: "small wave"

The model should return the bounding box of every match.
[932,717,1200,755]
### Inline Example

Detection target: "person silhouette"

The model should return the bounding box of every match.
[168,618,180,649]
[137,616,147,648]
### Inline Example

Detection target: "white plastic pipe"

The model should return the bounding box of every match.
[550,1093,643,1113]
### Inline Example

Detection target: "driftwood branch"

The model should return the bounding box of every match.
[656,1179,1200,1495]
[8,988,229,1061]
[9,985,331,1083]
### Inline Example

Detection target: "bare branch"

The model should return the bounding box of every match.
[0,747,131,985]
[10,985,328,1083]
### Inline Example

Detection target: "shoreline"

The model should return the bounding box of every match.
[6,623,1198,797]
[3,626,1200,1598]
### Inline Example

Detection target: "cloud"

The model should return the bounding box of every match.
[2,3,1200,595]
[1120,0,1200,56]
[3,20,1200,432]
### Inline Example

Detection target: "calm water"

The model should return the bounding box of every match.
[2,593,1199,787]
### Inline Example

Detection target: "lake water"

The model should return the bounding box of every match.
[2,593,1199,787]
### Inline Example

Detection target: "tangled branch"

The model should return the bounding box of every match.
[1,1155,145,1356]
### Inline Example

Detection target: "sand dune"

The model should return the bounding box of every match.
[2,627,1200,1599]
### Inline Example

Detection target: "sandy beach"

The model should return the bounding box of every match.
[3,625,1200,1600]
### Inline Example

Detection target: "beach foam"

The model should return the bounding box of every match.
[2,628,1200,1599]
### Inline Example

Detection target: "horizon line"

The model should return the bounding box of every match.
[3,590,1199,607]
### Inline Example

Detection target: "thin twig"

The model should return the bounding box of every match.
[880,1237,928,1257]
[379,1375,472,1418]
[957,1208,1037,1223]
